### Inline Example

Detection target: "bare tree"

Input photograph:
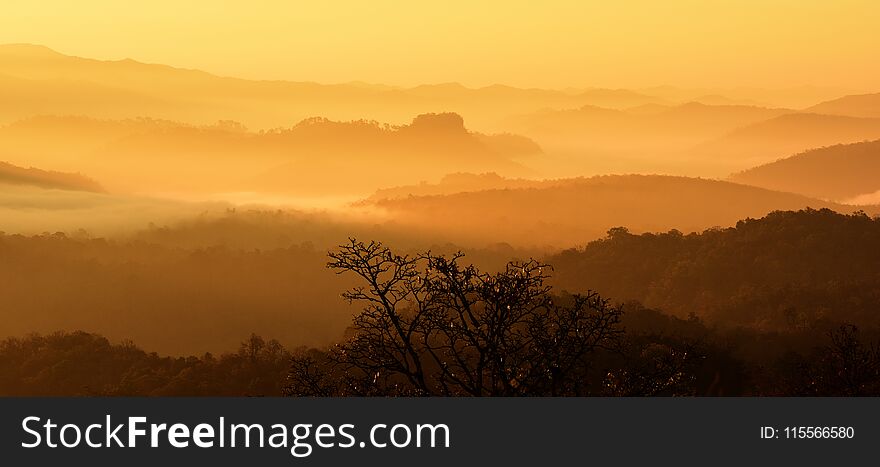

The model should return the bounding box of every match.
[285,239,624,396]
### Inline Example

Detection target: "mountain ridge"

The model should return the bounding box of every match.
[0,160,104,192]
[365,173,877,248]
[730,139,880,201]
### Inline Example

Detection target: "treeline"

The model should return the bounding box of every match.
[0,332,290,396]
[3,303,878,396]
[550,208,880,331]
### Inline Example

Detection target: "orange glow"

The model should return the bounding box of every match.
[1,0,878,90]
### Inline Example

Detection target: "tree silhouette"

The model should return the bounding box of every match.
[284,239,624,396]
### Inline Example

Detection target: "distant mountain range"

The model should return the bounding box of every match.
[639,85,856,109]
[0,44,668,131]
[691,113,880,167]
[3,43,879,193]
[0,113,541,195]
[3,44,868,134]
[250,113,541,194]
[507,102,793,154]
[509,100,880,173]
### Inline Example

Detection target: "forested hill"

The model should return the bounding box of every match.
[730,139,880,202]
[0,161,104,192]
[549,209,880,330]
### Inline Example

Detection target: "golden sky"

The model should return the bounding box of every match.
[2,0,878,90]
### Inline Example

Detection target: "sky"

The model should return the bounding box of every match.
[1,0,878,90]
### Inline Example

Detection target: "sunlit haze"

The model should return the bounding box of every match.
[4,0,880,404]
[2,0,878,89]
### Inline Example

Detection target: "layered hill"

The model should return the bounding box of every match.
[365,172,550,202]
[806,92,880,118]
[692,113,880,168]
[548,208,880,331]
[508,102,791,153]
[367,174,873,248]
[250,113,540,194]
[505,102,798,176]
[0,113,540,195]
[0,161,103,192]
[640,85,854,109]
[730,139,880,202]
[0,44,664,130]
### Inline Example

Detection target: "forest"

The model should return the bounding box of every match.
[2,209,879,396]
